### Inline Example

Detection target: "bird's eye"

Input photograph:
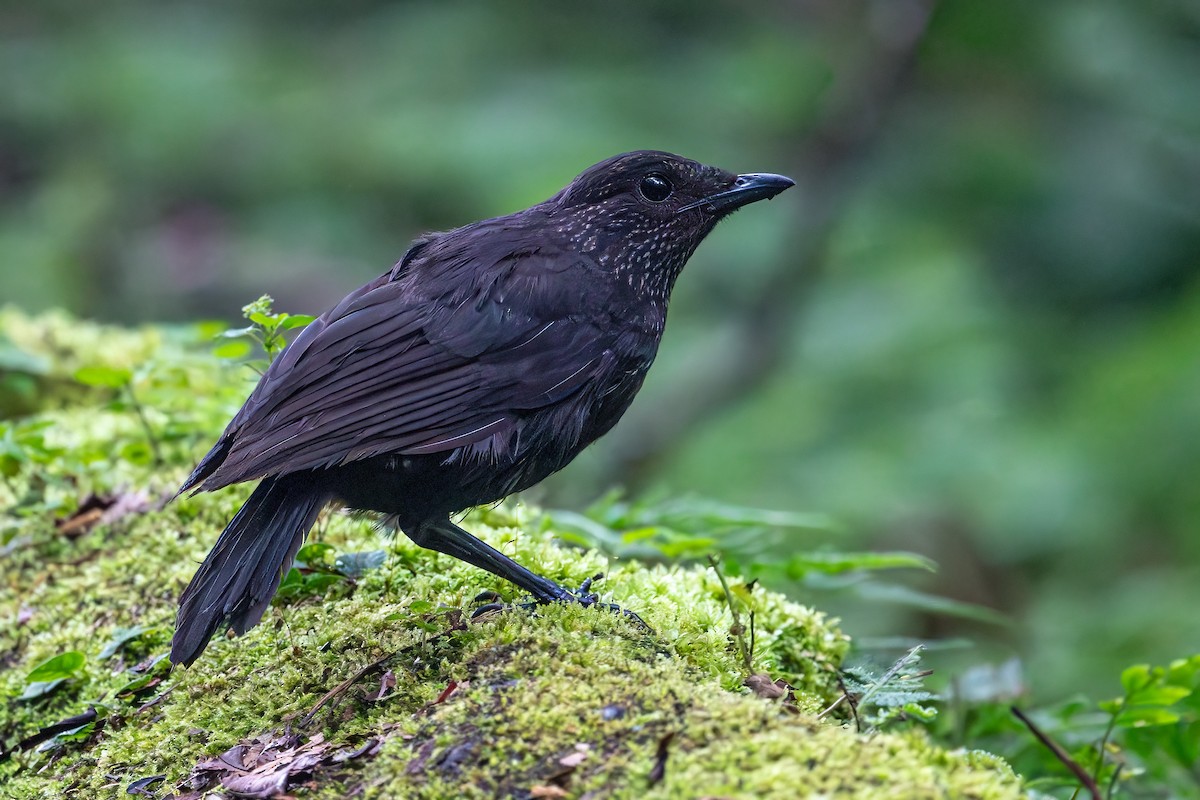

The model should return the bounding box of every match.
[638,174,673,203]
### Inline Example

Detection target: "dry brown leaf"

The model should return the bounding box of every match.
[184,727,397,799]
[372,669,397,702]
[55,490,152,538]
[744,672,789,700]
[559,742,591,768]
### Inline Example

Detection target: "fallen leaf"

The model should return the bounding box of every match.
[406,739,436,775]
[744,673,789,700]
[529,786,570,798]
[185,728,385,799]
[648,732,676,787]
[0,707,99,761]
[427,679,464,710]
[371,669,397,702]
[126,774,166,796]
[99,625,159,659]
[558,744,590,768]
[99,489,153,525]
[55,493,116,538]
[55,490,152,539]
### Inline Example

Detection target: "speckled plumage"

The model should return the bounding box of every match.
[171,151,793,666]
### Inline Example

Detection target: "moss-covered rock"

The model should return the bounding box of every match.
[0,310,1023,798]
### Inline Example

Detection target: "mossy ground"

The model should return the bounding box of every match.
[0,310,1023,798]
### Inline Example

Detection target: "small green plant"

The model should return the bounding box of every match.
[275,541,388,603]
[941,654,1200,798]
[0,420,62,481]
[547,492,1004,629]
[19,651,86,701]
[97,625,161,661]
[214,295,315,368]
[821,645,937,731]
[73,364,162,466]
[707,553,756,675]
[1086,658,1199,794]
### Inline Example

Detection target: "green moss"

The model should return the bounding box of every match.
[0,311,1024,798]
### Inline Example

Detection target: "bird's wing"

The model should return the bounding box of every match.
[187,248,618,492]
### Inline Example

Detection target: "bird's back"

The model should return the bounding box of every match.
[183,213,664,518]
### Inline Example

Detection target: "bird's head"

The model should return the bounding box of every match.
[547,150,794,296]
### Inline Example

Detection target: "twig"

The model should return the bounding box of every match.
[0,706,99,760]
[299,611,466,726]
[815,693,846,721]
[300,655,391,727]
[1011,706,1102,800]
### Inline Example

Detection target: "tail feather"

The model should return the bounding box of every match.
[171,476,328,667]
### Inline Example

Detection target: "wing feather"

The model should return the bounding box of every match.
[191,246,617,491]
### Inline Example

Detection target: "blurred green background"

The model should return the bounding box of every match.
[1,0,1197,703]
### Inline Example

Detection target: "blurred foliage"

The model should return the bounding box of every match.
[1,0,1198,771]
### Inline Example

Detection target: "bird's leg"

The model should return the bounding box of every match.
[409,518,650,630]
[408,517,578,604]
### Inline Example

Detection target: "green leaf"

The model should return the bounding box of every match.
[0,343,50,375]
[27,651,86,683]
[1166,656,1200,687]
[656,536,716,558]
[34,721,95,752]
[275,568,304,599]
[18,678,67,700]
[114,672,158,698]
[212,339,253,359]
[855,583,1011,626]
[193,319,229,339]
[335,549,387,578]
[784,550,936,577]
[297,542,336,569]
[1121,664,1154,694]
[303,573,344,593]
[248,311,277,327]
[408,600,435,614]
[98,625,157,659]
[546,509,624,549]
[619,527,661,544]
[1128,686,1191,707]
[73,365,132,388]
[280,314,316,329]
[1117,707,1182,727]
[120,440,154,465]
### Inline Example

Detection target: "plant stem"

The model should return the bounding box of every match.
[125,381,163,466]
[1012,706,1101,800]
[707,554,751,673]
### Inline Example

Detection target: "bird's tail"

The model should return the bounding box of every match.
[171,476,328,667]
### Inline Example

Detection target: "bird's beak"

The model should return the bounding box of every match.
[679,172,796,215]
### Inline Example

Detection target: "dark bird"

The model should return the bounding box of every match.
[170,150,793,666]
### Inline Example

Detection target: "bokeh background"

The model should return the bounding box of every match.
[2,0,1197,703]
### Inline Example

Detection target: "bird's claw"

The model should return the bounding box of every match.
[467,573,652,631]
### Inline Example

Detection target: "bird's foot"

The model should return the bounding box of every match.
[469,573,651,631]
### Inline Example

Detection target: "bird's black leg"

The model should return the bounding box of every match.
[407,517,579,604]
[407,517,649,629]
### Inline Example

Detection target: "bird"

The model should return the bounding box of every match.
[170,150,794,666]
